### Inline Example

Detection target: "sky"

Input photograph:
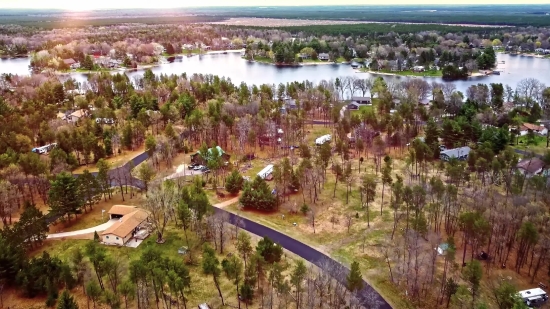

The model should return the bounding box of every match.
[1,0,550,10]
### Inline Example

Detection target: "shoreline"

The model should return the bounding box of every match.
[244,57,347,66]
[360,69,490,79]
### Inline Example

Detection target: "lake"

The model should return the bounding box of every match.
[1,52,549,96]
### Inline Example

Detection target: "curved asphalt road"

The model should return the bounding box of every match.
[215,207,391,309]
[69,146,393,307]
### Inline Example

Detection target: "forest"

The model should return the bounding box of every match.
[0,59,549,308]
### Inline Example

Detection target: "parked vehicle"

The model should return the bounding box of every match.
[518,288,548,307]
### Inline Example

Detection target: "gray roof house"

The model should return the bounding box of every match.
[440,146,471,161]
[318,53,330,61]
[351,96,372,105]
[516,157,548,178]
[347,102,362,110]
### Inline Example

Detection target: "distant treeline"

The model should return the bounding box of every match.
[229,23,498,37]
[0,15,224,29]
[197,5,550,27]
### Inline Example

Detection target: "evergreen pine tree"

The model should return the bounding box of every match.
[346,261,364,293]
[57,290,79,309]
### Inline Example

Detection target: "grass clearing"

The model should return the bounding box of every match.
[73,145,145,174]
[514,134,549,155]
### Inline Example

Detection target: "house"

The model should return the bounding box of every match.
[318,53,329,61]
[413,65,425,72]
[107,205,137,220]
[299,53,310,59]
[63,58,76,66]
[440,146,471,161]
[347,102,362,110]
[516,157,548,178]
[521,123,548,136]
[190,146,230,165]
[351,96,372,105]
[284,98,297,110]
[101,209,149,246]
[68,109,87,123]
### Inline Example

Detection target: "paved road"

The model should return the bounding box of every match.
[67,132,393,308]
[47,218,118,239]
[514,148,543,158]
[213,206,391,309]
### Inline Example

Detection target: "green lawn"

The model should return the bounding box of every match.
[250,56,273,63]
[514,134,549,155]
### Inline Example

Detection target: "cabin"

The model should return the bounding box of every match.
[350,96,372,105]
[315,134,332,145]
[516,157,548,178]
[440,146,470,161]
[101,209,149,246]
[257,164,274,180]
[190,146,230,165]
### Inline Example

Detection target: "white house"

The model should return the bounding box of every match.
[102,208,148,246]
[350,96,372,105]
[519,123,548,136]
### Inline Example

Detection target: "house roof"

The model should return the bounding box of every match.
[351,96,371,102]
[63,58,76,65]
[102,209,148,238]
[70,109,86,118]
[521,123,546,132]
[193,146,226,158]
[107,205,137,216]
[441,146,471,158]
[516,157,545,174]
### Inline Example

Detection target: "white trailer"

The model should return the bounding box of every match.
[518,288,548,307]
[257,164,274,180]
[315,134,331,145]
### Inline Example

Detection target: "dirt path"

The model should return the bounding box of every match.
[214,197,240,208]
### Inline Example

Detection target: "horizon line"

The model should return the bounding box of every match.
[2,3,550,10]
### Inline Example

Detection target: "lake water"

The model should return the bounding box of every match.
[1,52,550,96]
